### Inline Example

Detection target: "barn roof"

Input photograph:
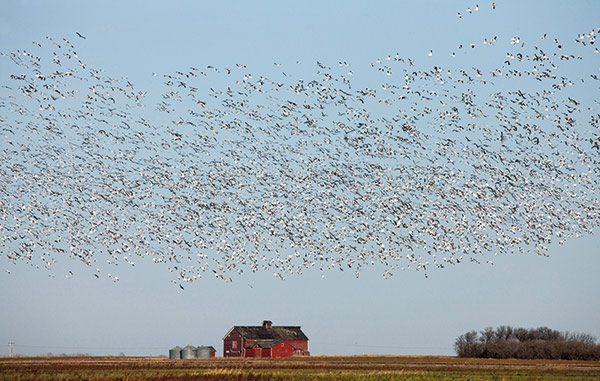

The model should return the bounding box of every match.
[234,326,308,341]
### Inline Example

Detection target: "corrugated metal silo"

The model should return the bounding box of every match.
[181,344,196,359]
[195,346,212,358]
[169,346,182,360]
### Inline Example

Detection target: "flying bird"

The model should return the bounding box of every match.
[1,28,599,286]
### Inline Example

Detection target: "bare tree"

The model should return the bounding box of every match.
[455,326,600,360]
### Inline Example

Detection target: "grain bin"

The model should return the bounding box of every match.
[195,346,212,358]
[181,344,196,359]
[169,346,182,360]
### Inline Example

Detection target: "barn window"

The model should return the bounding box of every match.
[232,341,237,349]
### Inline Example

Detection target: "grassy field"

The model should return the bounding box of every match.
[1,355,600,380]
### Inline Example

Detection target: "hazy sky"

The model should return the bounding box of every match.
[1,0,599,357]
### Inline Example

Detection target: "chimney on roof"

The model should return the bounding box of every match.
[262,320,272,329]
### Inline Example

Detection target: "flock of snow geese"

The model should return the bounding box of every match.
[1,4,599,286]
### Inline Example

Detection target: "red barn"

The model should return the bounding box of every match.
[223,320,310,358]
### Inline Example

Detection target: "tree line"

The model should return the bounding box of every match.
[454,326,600,360]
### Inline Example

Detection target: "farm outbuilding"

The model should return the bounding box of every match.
[169,346,182,360]
[195,346,217,358]
[168,345,216,359]
[181,345,196,359]
[223,320,310,358]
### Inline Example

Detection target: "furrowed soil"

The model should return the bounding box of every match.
[1,355,600,380]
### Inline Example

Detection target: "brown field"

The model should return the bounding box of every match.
[2,355,600,380]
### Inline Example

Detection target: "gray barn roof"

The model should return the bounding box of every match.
[234,326,308,342]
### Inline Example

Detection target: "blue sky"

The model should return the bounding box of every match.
[1,0,599,356]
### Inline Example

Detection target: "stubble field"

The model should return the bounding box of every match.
[1,355,600,380]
